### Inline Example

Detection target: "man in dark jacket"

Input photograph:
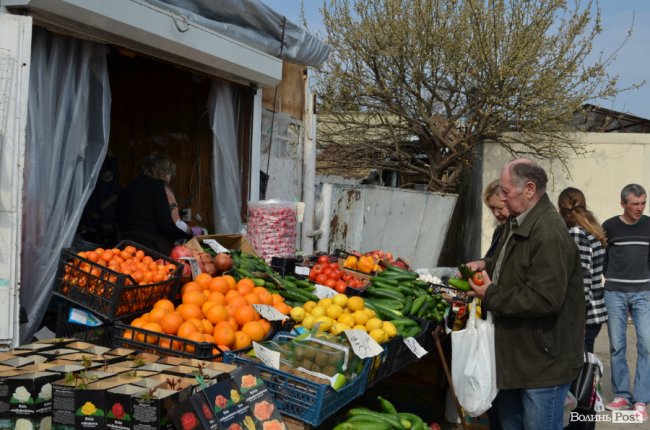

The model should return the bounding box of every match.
[465,158,585,430]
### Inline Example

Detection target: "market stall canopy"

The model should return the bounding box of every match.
[145,0,330,67]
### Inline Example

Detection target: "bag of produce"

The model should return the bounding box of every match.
[247,200,297,263]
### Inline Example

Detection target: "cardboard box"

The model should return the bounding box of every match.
[157,356,186,366]
[230,364,286,428]
[7,371,60,430]
[185,234,257,256]
[170,390,220,430]
[132,386,191,430]
[201,378,254,430]
[51,370,118,429]
[164,365,227,383]
[181,360,237,375]
[1,355,48,368]
[106,384,143,430]
[0,369,30,429]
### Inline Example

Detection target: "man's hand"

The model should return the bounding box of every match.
[468,270,491,299]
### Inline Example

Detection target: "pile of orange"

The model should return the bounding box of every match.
[124,273,292,356]
[72,245,178,285]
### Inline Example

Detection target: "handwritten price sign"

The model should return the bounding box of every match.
[253,304,288,321]
[344,329,383,358]
[253,342,281,369]
[403,337,427,358]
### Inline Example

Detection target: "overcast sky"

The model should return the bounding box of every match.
[261,0,650,119]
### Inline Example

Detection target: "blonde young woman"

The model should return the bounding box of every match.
[558,187,608,353]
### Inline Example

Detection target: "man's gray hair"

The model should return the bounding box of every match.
[509,159,548,193]
[621,183,646,203]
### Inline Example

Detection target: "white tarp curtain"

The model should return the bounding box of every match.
[144,0,330,67]
[208,81,243,234]
[20,28,111,343]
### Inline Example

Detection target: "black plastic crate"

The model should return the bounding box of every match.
[53,240,182,321]
[54,301,113,347]
[368,318,440,386]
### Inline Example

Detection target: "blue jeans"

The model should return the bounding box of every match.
[605,290,650,404]
[493,383,570,430]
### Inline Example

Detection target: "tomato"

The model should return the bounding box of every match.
[312,263,324,274]
[331,269,344,281]
[335,281,347,294]
[328,262,339,271]
[316,274,328,285]
[323,269,334,280]
[317,255,330,265]
[342,273,353,282]
[472,272,485,286]
[324,279,337,288]
[308,270,317,281]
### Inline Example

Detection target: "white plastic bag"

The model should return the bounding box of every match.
[451,300,498,417]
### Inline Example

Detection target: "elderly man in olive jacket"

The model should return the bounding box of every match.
[465,158,585,430]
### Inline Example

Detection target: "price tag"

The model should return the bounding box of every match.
[68,308,103,327]
[180,257,201,279]
[253,304,288,321]
[344,330,383,359]
[314,284,337,299]
[202,239,229,254]
[403,337,427,359]
[295,266,310,276]
[253,342,281,369]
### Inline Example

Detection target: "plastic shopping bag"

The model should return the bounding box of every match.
[451,300,498,417]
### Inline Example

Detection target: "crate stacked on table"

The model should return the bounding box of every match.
[53,240,183,342]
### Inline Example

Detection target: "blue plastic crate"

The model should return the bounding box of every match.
[223,351,370,426]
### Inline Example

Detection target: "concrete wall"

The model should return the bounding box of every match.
[480,133,650,255]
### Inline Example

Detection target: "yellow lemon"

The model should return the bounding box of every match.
[337,313,356,328]
[318,298,333,308]
[331,322,351,335]
[310,305,326,318]
[313,316,333,333]
[364,308,377,318]
[369,328,387,343]
[303,301,317,313]
[352,324,367,332]
[325,304,343,320]
[365,317,383,332]
[352,310,369,326]
[290,307,306,323]
[332,294,348,308]
[346,296,365,312]
[302,315,315,330]
[382,321,398,338]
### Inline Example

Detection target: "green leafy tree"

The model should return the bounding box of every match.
[315,0,638,191]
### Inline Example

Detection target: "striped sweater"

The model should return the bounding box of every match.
[602,215,650,293]
[568,226,607,325]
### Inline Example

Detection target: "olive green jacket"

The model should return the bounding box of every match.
[484,193,585,389]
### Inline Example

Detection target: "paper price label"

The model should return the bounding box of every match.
[314,284,337,299]
[344,330,383,358]
[403,337,427,359]
[295,266,310,276]
[253,304,288,321]
[180,257,201,279]
[253,342,281,369]
[202,239,229,254]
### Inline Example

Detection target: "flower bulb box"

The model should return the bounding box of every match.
[1,355,48,368]
[0,369,30,429]
[131,386,190,430]
[7,371,60,428]
[51,370,118,429]
[198,378,253,430]
[163,365,228,384]
[169,389,220,430]
[230,364,286,428]
[105,384,145,430]
[132,374,196,392]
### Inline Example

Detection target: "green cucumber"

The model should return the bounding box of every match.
[371,276,399,287]
[383,264,416,276]
[367,286,405,301]
[363,300,386,320]
[236,268,255,278]
[378,272,418,282]
[366,298,404,310]
[448,277,471,291]
[398,412,424,430]
[408,295,427,315]
[252,278,266,286]
[390,318,419,327]
[371,279,402,290]
[412,279,429,288]
[348,409,406,430]
[402,296,414,315]
[294,279,315,290]
[458,263,475,279]
[372,303,403,320]
[417,299,432,317]
[377,396,398,415]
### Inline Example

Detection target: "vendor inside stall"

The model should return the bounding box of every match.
[116,153,197,255]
